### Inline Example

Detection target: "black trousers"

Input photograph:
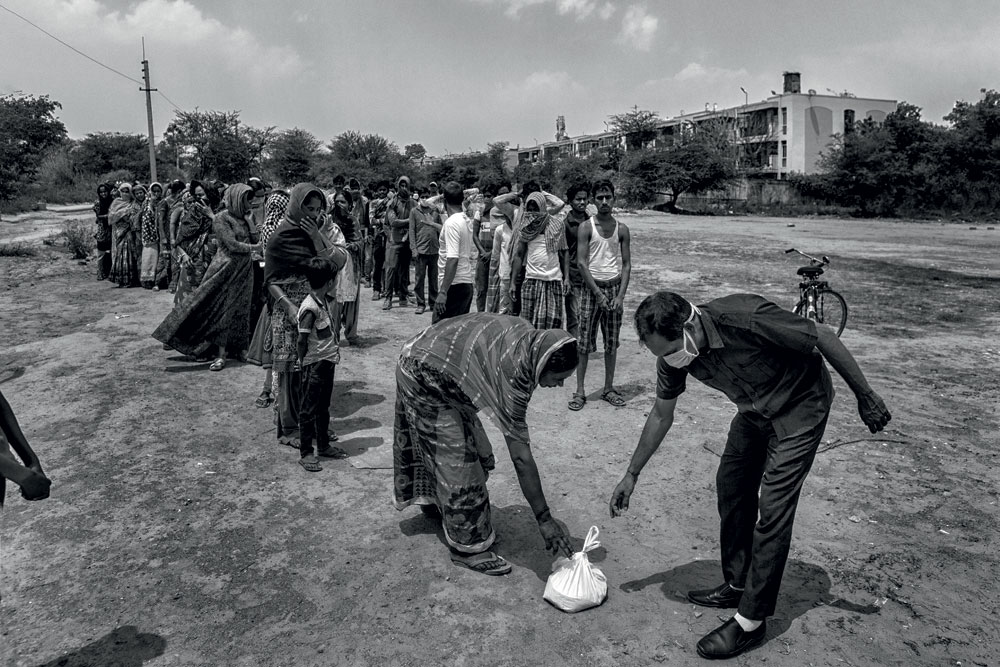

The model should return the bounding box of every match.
[413,253,439,307]
[384,242,410,301]
[299,360,335,457]
[475,254,490,312]
[717,409,828,619]
[371,234,386,294]
[431,283,473,324]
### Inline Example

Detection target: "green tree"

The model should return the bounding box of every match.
[163,109,275,182]
[0,94,67,201]
[609,106,661,151]
[267,127,321,185]
[71,132,150,179]
[404,143,427,163]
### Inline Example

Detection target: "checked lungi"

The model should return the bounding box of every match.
[520,278,565,330]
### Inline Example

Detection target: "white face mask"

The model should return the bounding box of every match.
[662,304,701,368]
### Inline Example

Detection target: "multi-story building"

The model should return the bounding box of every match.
[515,72,898,179]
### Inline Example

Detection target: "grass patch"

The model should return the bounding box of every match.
[0,242,38,257]
[63,220,95,259]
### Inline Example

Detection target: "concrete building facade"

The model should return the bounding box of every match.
[514,72,898,178]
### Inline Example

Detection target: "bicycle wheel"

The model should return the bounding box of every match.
[817,289,848,336]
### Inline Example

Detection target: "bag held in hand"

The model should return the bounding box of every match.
[543,525,608,612]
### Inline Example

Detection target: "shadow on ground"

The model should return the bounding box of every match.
[34,625,166,667]
[620,558,879,639]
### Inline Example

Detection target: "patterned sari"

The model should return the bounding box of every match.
[392,314,575,553]
[108,186,141,287]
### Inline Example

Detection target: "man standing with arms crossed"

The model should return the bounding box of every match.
[610,291,891,660]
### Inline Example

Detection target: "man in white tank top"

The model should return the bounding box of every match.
[569,179,632,411]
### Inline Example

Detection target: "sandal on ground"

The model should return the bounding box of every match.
[327,429,339,442]
[317,446,348,459]
[568,393,587,411]
[255,391,273,409]
[450,551,512,576]
[279,438,300,450]
[299,455,322,472]
[600,388,626,407]
[209,358,226,372]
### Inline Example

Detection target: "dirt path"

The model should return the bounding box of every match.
[1,213,997,666]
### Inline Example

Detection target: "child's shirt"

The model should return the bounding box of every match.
[297,293,340,366]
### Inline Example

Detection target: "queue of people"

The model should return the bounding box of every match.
[75,172,898,660]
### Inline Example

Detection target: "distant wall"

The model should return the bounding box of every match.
[672,177,798,208]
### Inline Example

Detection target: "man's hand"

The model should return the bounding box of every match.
[597,293,610,310]
[508,284,518,303]
[538,516,573,557]
[857,390,891,433]
[434,295,448,316]
[612,294,625,312]
[20,466,51,501]
[609,473,636,517]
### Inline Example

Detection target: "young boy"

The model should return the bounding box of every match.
[571,179,632,410]
[0,388,52,506]
[296,258,347,472]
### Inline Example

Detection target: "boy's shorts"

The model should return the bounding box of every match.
[578,277,623,355]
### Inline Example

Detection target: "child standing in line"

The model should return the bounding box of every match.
[296,258,347,472]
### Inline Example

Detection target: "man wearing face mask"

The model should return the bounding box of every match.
[610,291,891,660]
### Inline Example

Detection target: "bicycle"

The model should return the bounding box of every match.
[785,248,848,336]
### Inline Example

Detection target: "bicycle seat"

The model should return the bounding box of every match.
[797,265,824,277]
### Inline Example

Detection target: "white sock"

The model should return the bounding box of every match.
[734,612,762,632]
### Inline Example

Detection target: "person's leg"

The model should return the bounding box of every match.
[398,245,413,302]
[475,256,489,312]
[565,285,580,338]
[452,283,474,317]
[519,279,538,325]
[343,299,359,341]
[601,285,623,395]
[498,277,511,315]
[383,243,399,309]
[298,364,321,469]
[372,238,385,297]
[738,414,827,620]
[277,369,301,446]
[413,253,427,308]
[716,413,770,590]
[574,287,600,402]
[426,254,438,308]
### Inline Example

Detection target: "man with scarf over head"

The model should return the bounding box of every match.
[509,191,569,329]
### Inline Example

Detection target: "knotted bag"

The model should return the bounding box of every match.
[543,526,608,612]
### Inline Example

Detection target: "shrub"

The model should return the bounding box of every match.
[0,242,38,257]
[63,220,94,259]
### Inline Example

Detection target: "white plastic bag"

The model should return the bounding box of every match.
[543,526,608,612]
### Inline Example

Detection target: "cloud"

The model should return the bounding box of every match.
[618,5,658,51]
[30,0,304,81]
[468,0,617,20]
[672,63,750,83]
[494,70,585,99]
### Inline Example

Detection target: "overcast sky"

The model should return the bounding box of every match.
[2,0,999,155]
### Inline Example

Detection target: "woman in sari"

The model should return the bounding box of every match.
[152,184,261,371]
[140,182,162,289]
[109,183,142,288]
[172,181,221,308]
[93,183,114,281]
[265,184,346,448]
[393,313,577,575]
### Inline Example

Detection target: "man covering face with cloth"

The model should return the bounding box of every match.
[610,292,891,660]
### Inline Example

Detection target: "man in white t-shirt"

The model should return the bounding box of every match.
[434,181,478,323]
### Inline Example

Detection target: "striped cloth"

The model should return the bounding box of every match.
[520,278,566,330]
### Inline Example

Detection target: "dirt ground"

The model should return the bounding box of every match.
[1,210,998,667]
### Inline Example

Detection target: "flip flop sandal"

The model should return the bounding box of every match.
[327,429,339,442]
[255,391,273,409]
[299,456,322,472]
[601,389,626,407]
[209,358,226,371]
[451,552,512,576]
[317,446,348,459]
[568,393,587,411]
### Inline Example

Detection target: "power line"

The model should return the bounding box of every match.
[156,91,182,112]
[0,1,143,86]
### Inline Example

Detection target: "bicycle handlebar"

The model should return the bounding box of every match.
[785,248,829,266]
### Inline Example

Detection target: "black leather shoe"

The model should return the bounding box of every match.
[687,582,743,608]
[696,618,766,660]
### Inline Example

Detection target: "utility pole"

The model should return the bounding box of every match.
[140,37,158,184]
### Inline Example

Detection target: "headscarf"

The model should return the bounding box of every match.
[400,313,576,438]
[108,184,134,227]
[223,183,253,218]
[265,183,343,284]
[284,183,327,225]
[260,189,289,251]
[517,192,565,255]
[148,182,163,205]
[329,188,357,240]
